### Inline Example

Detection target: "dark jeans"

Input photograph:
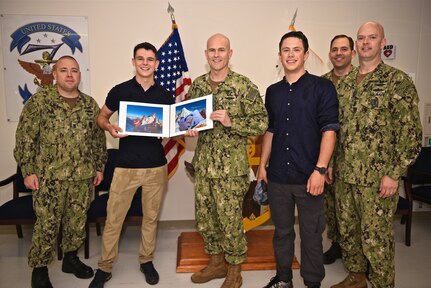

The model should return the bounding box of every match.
[268,181,325,286]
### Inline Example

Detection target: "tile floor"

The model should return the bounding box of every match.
[1,212,430,288]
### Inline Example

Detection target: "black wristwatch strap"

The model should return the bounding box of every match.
[314,166,328,175]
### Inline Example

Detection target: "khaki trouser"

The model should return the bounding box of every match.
[98,165,167,273]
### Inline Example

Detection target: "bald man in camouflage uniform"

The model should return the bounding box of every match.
[14,56,107,288]
[331,22,422,288]
[186,33,268,288]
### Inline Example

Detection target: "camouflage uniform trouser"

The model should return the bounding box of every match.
[28,178,92,268]
[324,183,340,242]
[195,174,249,265]
[335,181,398,288]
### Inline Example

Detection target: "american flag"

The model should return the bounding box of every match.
[155,24,191,178]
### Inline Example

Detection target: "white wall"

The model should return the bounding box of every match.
[1,0,430,220]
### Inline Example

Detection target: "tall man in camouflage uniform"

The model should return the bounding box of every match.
[14,55,107,288]
[331,22,422,288]
[321,34,357,265]
[185,33,268,288]
[258,31,339,288]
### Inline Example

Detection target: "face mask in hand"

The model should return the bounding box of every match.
[253,180,268,205]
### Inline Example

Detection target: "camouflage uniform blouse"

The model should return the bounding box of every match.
[334,62,422,187]
[322,65,358,168]
[322,65,359,87]
[14,85,107,181]
[188,70,268,178]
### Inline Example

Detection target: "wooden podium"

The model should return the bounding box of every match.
[176,229,299,272]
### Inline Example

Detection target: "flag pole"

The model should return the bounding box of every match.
[287,8,325,67]
[289,8,298,31]
[167,2,177,28]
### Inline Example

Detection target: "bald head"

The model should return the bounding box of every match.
[207,33,231,50]
[205,33,233,75]
[357,21,385,38]
[356,21,387,66]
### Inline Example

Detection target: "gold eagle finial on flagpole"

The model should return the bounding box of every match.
[167,2,176,25]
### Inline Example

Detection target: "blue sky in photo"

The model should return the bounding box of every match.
[127,105,163,120]
[175,99,206,116]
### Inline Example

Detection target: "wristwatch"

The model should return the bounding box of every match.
[314,166,328,175]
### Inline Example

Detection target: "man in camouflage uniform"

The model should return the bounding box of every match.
[321,34,357,265]
[14,56,107,288]
[331,22,422,288]
[185,33,268,288]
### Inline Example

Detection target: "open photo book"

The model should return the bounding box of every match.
[118,94,213,137]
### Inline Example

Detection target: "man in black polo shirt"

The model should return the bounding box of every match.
[89,42,174,288]
[258,31,339,288]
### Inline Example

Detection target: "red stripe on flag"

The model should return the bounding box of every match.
[156,24,191,177]
[163,138,177,153]
[176,78,191,96]
[163,138,186,178]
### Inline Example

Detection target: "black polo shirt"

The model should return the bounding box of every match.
[105,77,174,168]
[265,72,339,184]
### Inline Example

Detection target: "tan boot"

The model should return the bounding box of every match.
[191,253,227,283]
[331,272,367,288]
[220,264,242,288]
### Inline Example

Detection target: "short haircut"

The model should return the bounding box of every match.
[53,55,79,71]
[330,34,354,50]
[278,31,309,53]
[133,42,158,59]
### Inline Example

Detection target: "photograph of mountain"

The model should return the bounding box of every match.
[125,105,164,134]
[175,98,207,132]
[118,94,212,137]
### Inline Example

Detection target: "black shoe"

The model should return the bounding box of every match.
[62,250,94,279]
[88,269,112,288]
[140,261,159,285]
[31,267,53,288]
[263,275,293,288]
[323,242,342,264]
